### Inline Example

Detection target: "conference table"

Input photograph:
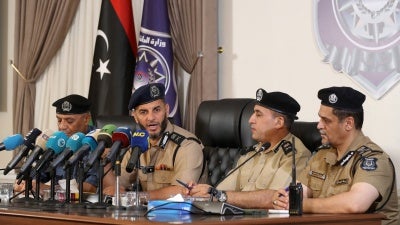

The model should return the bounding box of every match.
[0,201,384,225]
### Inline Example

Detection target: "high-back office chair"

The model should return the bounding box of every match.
[195,98,322,186]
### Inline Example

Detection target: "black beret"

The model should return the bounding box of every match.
[52,94,91,114]
[255,88,300,120]
[128,83,165,110]
[318,86,365,112]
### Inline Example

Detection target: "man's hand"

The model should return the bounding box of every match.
[188,182,213,198]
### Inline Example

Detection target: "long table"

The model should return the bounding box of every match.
[0,203,384,225]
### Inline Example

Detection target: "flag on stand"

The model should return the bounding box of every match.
[88,0,137,119]
[133,0,182,126]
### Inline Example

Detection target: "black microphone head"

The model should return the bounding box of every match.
[240,145,255,155]
[260,142,271,151]
[23,128,42,149]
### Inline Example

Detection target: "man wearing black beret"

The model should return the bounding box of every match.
[189,88,311,209]
[14,94,98,194]
[274,86,398,225]
[103,83,205,200]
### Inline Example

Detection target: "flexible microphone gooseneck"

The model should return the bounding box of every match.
[214,142,271,187]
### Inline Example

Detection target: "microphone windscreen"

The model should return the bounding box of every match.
[35,129,54,149]
[3,134,24,150]
[100,124,117,135]
[81,136,98,152]
[66,132,85,152]
[97,124,117,147]
[131,130,149,152]
[112,127,132,148]
[46,131,68,154]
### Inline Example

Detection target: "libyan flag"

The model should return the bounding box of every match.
[88,0,137,119]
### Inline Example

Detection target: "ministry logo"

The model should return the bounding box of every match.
[314,0,400,99]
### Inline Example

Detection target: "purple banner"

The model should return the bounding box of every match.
[133,0,182,125]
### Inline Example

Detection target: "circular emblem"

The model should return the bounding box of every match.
[61,101,72,112]
[256,89,263,101]
[328,93,338,104]
[57,138,66,148]
[133,46,170,91]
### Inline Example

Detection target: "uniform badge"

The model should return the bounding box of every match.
[61,101,72,112]
[361,157,378,171]
[256,89,263,101]
[150,85,161,98]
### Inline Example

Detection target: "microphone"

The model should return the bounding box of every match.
[3,128,42,175]
[126,130,149,173]
[30,131,69,177]
[16,129,54,180]
[45,132,85,173]
[102,127,132,165]
[63,129,100,169]
[214,142,271,187]
[83,124,117,173]
[0,134,24,151]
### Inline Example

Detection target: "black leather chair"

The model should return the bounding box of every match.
[195,98,322,186]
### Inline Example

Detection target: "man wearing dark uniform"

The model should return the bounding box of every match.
[103,83,204,200]
[14,94,98,194]
[274,86,398,225]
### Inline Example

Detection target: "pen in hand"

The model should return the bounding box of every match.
[176,179,192,190]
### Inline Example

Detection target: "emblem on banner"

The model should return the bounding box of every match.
[313,0,400,99]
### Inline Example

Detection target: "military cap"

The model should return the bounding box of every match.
[318,86,365,111]
[52,94,91,114]
[128,83,165,110]
[255,88,300,120]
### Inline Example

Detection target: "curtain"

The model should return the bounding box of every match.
[13,0,80,136]
[168,0,217,132]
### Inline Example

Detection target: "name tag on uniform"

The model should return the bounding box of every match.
[335,179,349,185]
[309,171,326,180]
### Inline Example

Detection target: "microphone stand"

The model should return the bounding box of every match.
[108,150,126,210]
[34,172,42,202]
[85,158,109,209]
[214,142,271,187]
[40,169,64,208]
[12,169,36,205]
[68,161,87,208]
[65,166,72,204]
[133,158,146,211]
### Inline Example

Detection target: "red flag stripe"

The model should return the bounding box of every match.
[110,0,138,55]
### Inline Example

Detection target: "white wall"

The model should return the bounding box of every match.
[1,0,400,188]
[218,0,400,189]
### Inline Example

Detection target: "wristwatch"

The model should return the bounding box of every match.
[208,187,228,202]
[216,190,227,202]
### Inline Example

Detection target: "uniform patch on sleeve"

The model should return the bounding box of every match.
[360,157,377,171]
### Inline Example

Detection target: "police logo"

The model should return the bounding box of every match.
[256,89,263,101]
[314,0,400,99]
[61,101,72,112]
[328,93,338,104]
[150,85,161,99]
[361,157,378,171]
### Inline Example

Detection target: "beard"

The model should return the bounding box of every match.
[138,117,168,140]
